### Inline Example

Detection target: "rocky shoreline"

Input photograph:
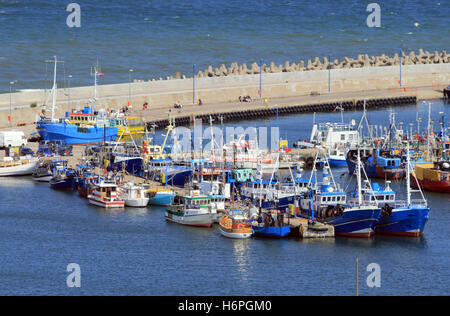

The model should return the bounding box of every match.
[134,49,449,82]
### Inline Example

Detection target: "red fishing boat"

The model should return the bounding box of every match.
[411,161,450,193]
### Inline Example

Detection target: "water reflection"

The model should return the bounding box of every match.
[231,239,251,281]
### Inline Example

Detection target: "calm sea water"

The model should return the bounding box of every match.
[0,0,449,92]
[0,100,448,296]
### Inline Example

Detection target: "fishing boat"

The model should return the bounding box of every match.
[49,160,78,190]
[88,182,125,208]
[411,161,450,193]
[251,210,291,238]
[347,147,406,180]
[219,185,253,238]
[147,188,175,206]
[77,170,103,198]
[219,212,253,239]
[0,151,39,177]
[300,154,381,238]
[240,165,309,210]
[372,145,430,236]
[165,190,216,227]
[121,182,150,207]
[32,160,53,182]
[110,115,146,142]
[310,119,359,168]
[36,57,118,145]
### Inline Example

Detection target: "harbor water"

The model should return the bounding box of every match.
[0,0,449,91]
[0,100,448,295]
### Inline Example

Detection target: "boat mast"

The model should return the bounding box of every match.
[406,142,411,207]
[44,56,63,122]
[426,102,431,161]
[356,144,363,206]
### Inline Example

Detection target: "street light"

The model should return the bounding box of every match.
[128,69,134,105]
[67,75,72,113]
[9,80,17,126]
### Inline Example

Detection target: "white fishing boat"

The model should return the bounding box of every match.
[121,182,150,207]
[0,156,39,177]
[165,190,216,227]
[88,182,125,208]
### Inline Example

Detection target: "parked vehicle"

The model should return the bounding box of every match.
[0,131,27,148]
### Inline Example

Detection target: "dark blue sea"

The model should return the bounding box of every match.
[0,100,449,296]
[0,0,449,92]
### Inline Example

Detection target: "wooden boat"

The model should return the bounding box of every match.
[219,212,253,239]
[88,182,125,208]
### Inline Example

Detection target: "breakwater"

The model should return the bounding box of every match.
[148,96,417,130]
[146,50,450,82]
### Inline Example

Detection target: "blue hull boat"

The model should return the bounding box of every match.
[252,225,291,238]
[324,208,381,238]
[50,177,76,190]
[148,191,175,206]
[376,206,429,237]
[328,157,348,167]
[240,195,296,211]
[37,122,118,145]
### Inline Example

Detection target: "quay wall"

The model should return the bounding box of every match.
[0,62,448,130]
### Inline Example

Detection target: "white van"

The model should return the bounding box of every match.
[0,131,28,148]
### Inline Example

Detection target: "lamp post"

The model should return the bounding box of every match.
[193,64,196,105]
[67,75,72,113]
[259,58,262,99]
[9,80,17,126]
[128,69,134,105]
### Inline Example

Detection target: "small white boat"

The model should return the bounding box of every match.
[0,156,39,177]
[32,160,53,182]
[88,182,125,208]
[121,182,150,207]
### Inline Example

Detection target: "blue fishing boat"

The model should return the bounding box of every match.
[251,211,290,238]
[35,57,118,145]
[375,145,430,237]
[49,160,78,191]
[37,107,118,145]
[300,156,381,238]
[347,148,406,180]
[147,159,192,187]
[240,168,309,211]
[147,188,175,206]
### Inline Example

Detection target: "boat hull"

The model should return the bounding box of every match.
[88,197,125,208]
[219,226,252,239]
[148,192,174,206]
[303,207,381,238]
[376,206,429,237]
[165,211,213,227]
[125,198,150,207]
[411,177,450,193]
[0,160,39,177]
[347,159,405,180]
[50,178,75,190]
[251,225,291,238]
[37,123,118,145]
[328,157,347,167]
[32,174,52,182]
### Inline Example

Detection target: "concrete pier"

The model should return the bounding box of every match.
[0,62,448,132]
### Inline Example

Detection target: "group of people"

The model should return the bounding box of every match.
[239,95,252,102]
